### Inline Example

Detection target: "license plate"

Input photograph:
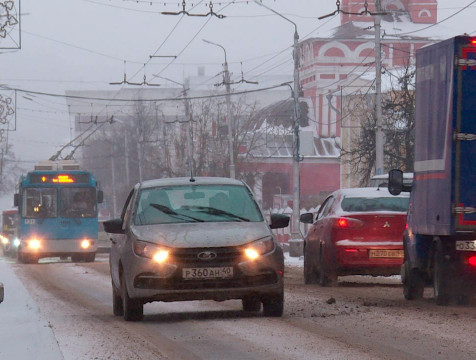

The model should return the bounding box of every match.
[455,240,476,251]
[369,249,404,258]
[182,267,233,279]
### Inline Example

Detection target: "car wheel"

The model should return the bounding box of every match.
[22,253,38,264]
[303,245,318,285]
[121,275,143,321]
[319,249,336,287]
[433,241,450,306]
[242,296,261,312]
[262,290,284,317]
[112,282,124,316]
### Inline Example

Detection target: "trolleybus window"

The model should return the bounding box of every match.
[60,188,96,218]
[22,188,57,218]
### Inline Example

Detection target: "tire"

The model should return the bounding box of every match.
[402,248,424,300]
[242,296,261,312]
[21,253,38,264]
[83,253,96,263]
[303,244,319,285]
[121,275,143,321]
[112,282,124,316]
[433,241,451,306]
[71,254,82,263]
[262,290,284,317]
[319,249,336,287]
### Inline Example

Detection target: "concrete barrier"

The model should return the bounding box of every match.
[288,238,304,257]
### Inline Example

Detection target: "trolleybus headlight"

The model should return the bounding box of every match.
[80,239,91,249]
[244,236,275,260]
[28,239,41,250]
[0,235,9,245]
[133,240,169,264]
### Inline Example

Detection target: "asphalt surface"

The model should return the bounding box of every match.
[7,254,476,360]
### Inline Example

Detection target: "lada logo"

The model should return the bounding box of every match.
[383,221,391,228]
[197,251,217,260]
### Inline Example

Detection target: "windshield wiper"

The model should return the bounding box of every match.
[150,203,204,222]
[194,206,250,222]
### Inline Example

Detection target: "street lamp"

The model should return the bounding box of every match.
[202,38,235,179]
[254,1,302,244]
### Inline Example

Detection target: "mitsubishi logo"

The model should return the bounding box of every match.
[197,251,217,260]
[383,221,391,228]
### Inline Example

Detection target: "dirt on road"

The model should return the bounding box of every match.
[10,256,476,360]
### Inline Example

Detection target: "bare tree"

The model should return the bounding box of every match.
[341,63,415,185]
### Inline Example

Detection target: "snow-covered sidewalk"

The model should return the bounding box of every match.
[0,259,63,360]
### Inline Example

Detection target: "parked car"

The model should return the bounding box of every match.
[104,177,290,321]
[368,173,413,188]
[300,187,410,286]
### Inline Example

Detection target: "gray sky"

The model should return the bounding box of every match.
[0,0,474,207]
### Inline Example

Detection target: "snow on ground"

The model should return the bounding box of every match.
[0,259,63,360]
[284,251,304,267]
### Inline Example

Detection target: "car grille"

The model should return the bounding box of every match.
[170,246,245,264]
[134,271,278,290]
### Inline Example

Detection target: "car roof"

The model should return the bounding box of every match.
[138,177,245,189]
[370,173,413,180]
[336,187,410,198]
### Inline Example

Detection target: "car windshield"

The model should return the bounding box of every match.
[341,196,409,213]
[134,184,263,225]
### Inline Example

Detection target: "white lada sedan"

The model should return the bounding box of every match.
[104,177,289,321]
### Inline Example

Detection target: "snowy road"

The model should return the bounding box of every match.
[7,254,476,360]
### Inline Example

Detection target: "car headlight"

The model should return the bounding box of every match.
[244,236,275,260]
[13,238,20,247]
[133,240,169,264]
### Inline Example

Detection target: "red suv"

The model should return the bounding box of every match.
[300,188,409,286]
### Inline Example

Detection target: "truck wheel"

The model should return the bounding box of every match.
[303,245,318,284]
[262,290,284,317]
[433,242,451,306]
[121,275,143,321]
[401,248,424,300]
[403,266,425,300]
[319,250,337,287]
[242,296,261,312]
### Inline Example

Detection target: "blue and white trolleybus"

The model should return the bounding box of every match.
[14,161,103,263]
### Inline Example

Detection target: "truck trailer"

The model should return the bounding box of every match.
[389,36,476,305]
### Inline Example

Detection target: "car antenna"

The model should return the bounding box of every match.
[189,163,195,183]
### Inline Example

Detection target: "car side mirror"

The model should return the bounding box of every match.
[97,190,104,204]
[103,218,125,234]
[13,194,19,207]
[299,213,314,224]
[388,169,403,195]
[269,213,290,229]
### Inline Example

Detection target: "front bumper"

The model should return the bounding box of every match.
[124,247,284,302]
[20,238,97,256]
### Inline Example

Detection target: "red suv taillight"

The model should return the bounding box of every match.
[334,217,364,229]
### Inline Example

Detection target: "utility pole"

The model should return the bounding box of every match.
[374,0,384,175]
[224,60,235,179]
[255,1,302,244]
[203,39,235,179]
[183,78,194,177]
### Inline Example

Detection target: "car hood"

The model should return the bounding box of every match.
[131,221,272,248]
